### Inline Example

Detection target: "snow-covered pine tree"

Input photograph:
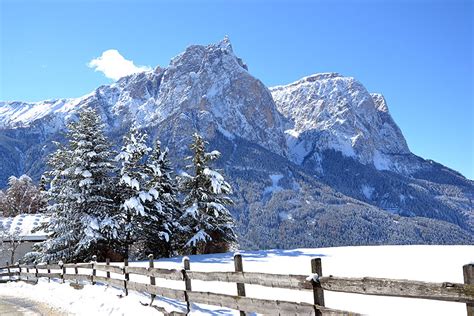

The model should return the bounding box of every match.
[35,108,120,262]
[38,175,48,213]
[116,126,151,258]
[179,133,237,255]
[117,127,179,259]
[32,141,78,261]
[142,140,183,258]
[67,108,120,261]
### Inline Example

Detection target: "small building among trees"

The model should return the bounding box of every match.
[0,214,48,264]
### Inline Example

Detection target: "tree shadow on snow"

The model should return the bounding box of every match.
[156,249,326,265]
[153,296,249,316]
[154,295,187,313]
[190,302,234,315]
[190,302,257,316]
[239,249,326,262]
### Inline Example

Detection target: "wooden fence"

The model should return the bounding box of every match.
[0,254,473,316]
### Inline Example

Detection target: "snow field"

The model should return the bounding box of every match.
[0,245,472,315]
[139,245,473,315]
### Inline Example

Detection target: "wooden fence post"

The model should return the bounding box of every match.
[26,265,29,282]
[106,258,111,279]
[234,253,246,316]
[61,257,66,284]
[46,260,51,283]
[311,257,325,315]
[6,262,11,281]
[74,261,78,284]
[18,264,22,281]
[183,256,192,314]
[464,264,473,316]
[34,263,38,279]
[92,255,97,285]
[148,254,156,305]
[124,258,129,296]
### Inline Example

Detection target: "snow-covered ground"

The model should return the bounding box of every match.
[0,245,472,315]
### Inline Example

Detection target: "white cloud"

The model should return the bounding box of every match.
[88,49,151,80]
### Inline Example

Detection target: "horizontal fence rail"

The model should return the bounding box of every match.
[0,256,473,316]
[319,276,474,303]
[186,270,312,290]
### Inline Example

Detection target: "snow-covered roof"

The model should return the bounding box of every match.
[0,214,49,241]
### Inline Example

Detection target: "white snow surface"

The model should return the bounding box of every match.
[185,229,211,247]
[0,280,155,315]
[0,245,471,315]
[203,168,226,194]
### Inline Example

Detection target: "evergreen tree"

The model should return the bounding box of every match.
[33,141,79,261]
[142,140,183,257]
[35,108,120,262]
[38,175,47,192]
[38,175,48,213]
[117,127,180,259]
[116,126,151,258]
[179,133,237,254]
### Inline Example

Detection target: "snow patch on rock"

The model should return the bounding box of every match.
[361,185,375,200]
[263,174,284,195]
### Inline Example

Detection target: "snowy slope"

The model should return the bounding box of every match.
[0,245,472,315]
[0,99,70,129]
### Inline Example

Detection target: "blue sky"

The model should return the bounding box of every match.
[0,0,473,179]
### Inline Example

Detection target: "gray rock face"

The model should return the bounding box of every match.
[147,37,287,155]
[0,38,473,248]
[270,74,413,172]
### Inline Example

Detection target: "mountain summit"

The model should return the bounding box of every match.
[1,38,472,248]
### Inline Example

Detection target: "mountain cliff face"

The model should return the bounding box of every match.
[1,38,473,248]
[270,73,474,233]
[270,73,412,172]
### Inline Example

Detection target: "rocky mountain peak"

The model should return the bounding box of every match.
[270,73,411,171]
[271,73,343,92]
[371,93,389,113]
[168,36,247,75]
[152,37,284,154]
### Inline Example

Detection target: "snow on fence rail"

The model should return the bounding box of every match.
[0,254,473,316]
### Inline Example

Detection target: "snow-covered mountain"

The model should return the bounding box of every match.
[270,71,473,233]
[271,73,411,171]
[0,37,285,155]
[1,38,473,247]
